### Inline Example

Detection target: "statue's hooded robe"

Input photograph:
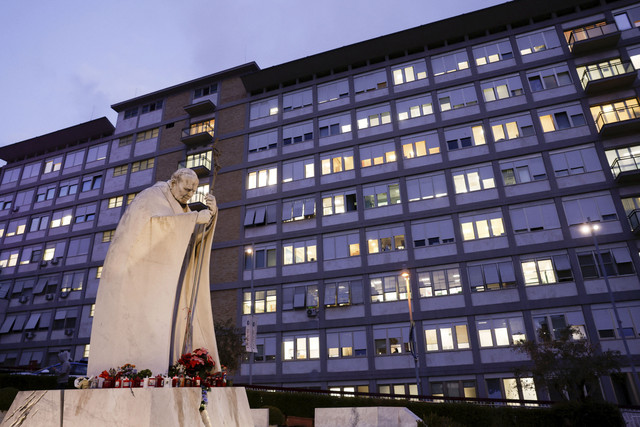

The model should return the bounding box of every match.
[88,181,219,376]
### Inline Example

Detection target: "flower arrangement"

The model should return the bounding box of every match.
[176,347,216,378]
[118,363,137,379]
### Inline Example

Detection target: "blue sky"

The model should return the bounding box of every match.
[0,0,507,149]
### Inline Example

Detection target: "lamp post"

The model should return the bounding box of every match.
[401,267,422,396]
[581,219,640,399]
[245,245,256,385]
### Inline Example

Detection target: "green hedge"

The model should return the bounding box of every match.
[246,390,624,427]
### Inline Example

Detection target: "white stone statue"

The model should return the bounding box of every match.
[88,168,220,376]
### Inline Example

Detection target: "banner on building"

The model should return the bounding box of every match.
[245,316,258,353]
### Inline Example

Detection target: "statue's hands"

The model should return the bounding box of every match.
[196,209,213,224]
[205,194,217,216]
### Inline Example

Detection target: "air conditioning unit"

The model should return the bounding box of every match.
[306,308,318,317]
[19,295,29,304]
[51,258,59,265]
[12,207,19,212]
[25,332,35,339]
[60,291,69,299]
[45,293,54,301]
[40,261,48,267]
[64,328,74,336]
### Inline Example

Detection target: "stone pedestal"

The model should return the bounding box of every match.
[315,406,422,427]
[1,387,253,427]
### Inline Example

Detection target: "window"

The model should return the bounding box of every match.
[431,380,477,398]
[51,209,73,228]
[593,305,640,340]
[317,79,349,104]
[1,167,21,185]
[0,249,19,267]
[58,179,79,197]
[406,172,447,202]
[102,230,115,243]
[282,284,318,310]
[283,121,313,146]
[321,150,354,175]
[324,279,364,306]
[460,210,505,240]
[418,267,461,297]
[243,289,277,314]
[52,309,78,330]
[141,101,163,114]
[363,182,400,208]
[452,164,495,194]
[250,96,278,120]
[606,145,640,177]
[74,203,96,223]
[533,314,584,341]
[578,247,634,279]
[43,241,65,261]
[29,214,49,232]
[411,217,455,247]
[283,333,319,360]
[373,325,410,354]
[425,321,470,351]
[500,155,546,185]
[356,104,391,129]
[445,124,486,150]
[96,266,103,278]
[245,245,277,269]
[509,201,560,232]
[366,225,405,253]
[81,175,102,192]
[283,240,317,265]
[118,135,134,147]
[131,158,155,173]
[360,141,396,168]
[527,64,572,92]
[473,39,513,66]
[539,104,586,132]
[438,85,477,112]
[283,88,312,112]
[126,193,137,205]
[282,158,314,183]
[490,113,535,142]
[0,196,12,211]
[318,113,351,137]
[550,145,601,177]
[248,129,277,153]
[283,197,315,222]
[468,260,516,292]
[322,189,357,216]
[21,162,40,180]
[136,128,160,141]
[481,74,524,102]
[477,315,526,347]
[86,143,108,163]
[614,7,640,30]
[251,336,277,362]
[521,253,573,285]
[123,107,138,119]
[370,274,407,302]
[516,27,560,56]
[486,378,537,401]
[6,218,27,237]
[432,49,469,75]
[67,237,91,258]
[392,60,428,85]
[108,196,123,209]
[562,193,617,225]
[194,83,217,99]
[354,69,387,94]
[590,98,640,131]
[378,383,417,397]
[14,190,33,209]
[396,94,433,120]
[244,204,277,227]
[64,150,84,169]
[401,131,440,159]
[184,151,212,169]
[323,231,360,259]
[326,329,367,360]
[36,184,56,202]
[247,166,277,189]
[43,156,63,174]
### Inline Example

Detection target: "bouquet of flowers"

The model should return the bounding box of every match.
[176,348,216,378]
[118,363,137,379]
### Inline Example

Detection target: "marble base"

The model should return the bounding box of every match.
[1,387,253,427]
[315,406,421,427]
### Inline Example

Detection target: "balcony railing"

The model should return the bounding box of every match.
[178,155,212,177]
[628,209,640,234]
[580,61,636,92]
[594,104,640,134]
[567,23,620,53]
[610,155,640,181]
[181,122,215,146]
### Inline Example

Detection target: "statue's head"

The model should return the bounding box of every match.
[169,168,199,205]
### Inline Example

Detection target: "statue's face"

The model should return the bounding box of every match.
[169,175,198,204]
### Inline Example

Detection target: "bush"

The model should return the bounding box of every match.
[0,374,59,391]
[0,387,19,411]
[552,400,625,427]
[262,405,285,426]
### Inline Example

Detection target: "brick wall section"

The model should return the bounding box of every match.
[158,121,185,151]
[155,151,183,182]
[211,289,237,325]
[210,247,239,284]
[164,91,191,121]
[212,170,243,204]
[216,135,244,169]
[214,207,241,243]
[216,104,246,136]
[219,76,248,104]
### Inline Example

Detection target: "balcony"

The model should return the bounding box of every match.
[594,104,640,137]
[627,209,640,235]
[581,62,636,94]
[181,122,214,147]
[187,190,208,212]
[611,155,640,183]
[567,23,620,54]
[183,99,216,116]
[179,155,211,177]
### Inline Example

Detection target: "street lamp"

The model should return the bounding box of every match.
[245,245,256,385]
[581,218,640,399]
[402,267,422,396]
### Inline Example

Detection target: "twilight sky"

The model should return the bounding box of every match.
[0,0,507,149]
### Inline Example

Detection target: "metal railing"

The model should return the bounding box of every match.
[594,104,640,132]
[568,22,619,50]
[610,155,640,179]
[628,209,640,233]
[580,61,635,88]
[179,154,212,171]
[182,122,214,138]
